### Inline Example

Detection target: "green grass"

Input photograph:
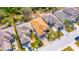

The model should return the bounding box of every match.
[62,46,74,51]
[75,41,79,47]
[46,29,63,41]
[65,25,74,32]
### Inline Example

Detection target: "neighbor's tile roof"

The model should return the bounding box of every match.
[54,10,67,22]
[3,22,33,35]
[54,21,64,29]
[17,22,33,30]
[0,31,13,50]
[16,30,31,45]
[54,10,75,22]
[63,7,79,17]
[42,13,57,25]
[42,13,64,29]
[1,38,12,51]
[0,22,32,48]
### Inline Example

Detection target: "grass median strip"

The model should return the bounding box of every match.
[62,46,74,51]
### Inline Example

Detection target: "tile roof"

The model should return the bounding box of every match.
[63,8,79,17]
[42,13,57,25]
[54,10,75,22]
[1,38,12,51]
[31,17,49,36]
[0,22,32,50]
[42,13,64,29]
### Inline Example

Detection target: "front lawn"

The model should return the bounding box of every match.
[46,29,64,41]
[65,25,74,32]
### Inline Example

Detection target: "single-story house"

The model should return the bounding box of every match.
[54,10,75,24]
[63,7,79,22]
[0,22,33,51]
[42,13,57,27]
[42,13,64,30]
[31,17,49,39]
[17,30,32,51]
[0,31,13,51]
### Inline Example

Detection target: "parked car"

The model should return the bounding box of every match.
[75,36,79,41]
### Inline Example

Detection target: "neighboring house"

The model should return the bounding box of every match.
[63,8,79,17]
[54,21,64,30]
[16,30,32,51]
[16,23,33,51]
[0,22,33,51]
[63,7,79,22]
[3,22,33,38]
[31,17,49,39]
[54,10,75,24]
[42,13,57,27]
[17,22,33,37]
[2,38,12,51]
[42,13,64,30]
[17,22,33,31]
[0,31,13,51]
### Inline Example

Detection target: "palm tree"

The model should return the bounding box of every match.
[11,17,24,50]
[0,7,25,51]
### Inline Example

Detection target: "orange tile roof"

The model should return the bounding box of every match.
[31,17,49,36]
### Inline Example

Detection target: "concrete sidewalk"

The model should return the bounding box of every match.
[61,29,68,35]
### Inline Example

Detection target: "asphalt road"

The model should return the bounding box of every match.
[38,28,79,51]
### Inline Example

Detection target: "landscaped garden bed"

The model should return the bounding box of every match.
[30,31,43,50]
